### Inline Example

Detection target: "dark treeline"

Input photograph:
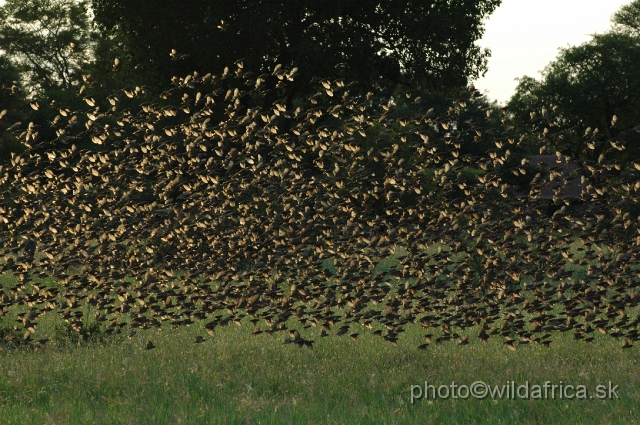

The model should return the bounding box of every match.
[0,0,500,134]
[1,0,640,173]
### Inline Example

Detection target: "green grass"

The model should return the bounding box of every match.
[1,242,638,424]
[0,320,638,425]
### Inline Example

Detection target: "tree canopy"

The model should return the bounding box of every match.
[0,0,94,92]
[612,0,640,36]
[507,1,640,161]
[0,0,505,163]
[0,55,26,158]
[90,0,501,93]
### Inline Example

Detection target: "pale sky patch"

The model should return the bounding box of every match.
[474,0,633,105]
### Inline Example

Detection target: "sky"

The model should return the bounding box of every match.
[474,0,633,105]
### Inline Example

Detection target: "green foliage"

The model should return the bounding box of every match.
[0,0,95,92]
[53,320,109,346]
[612,0,640,36]
[84,25,145,91]
[0,55,27,160]
[0,0,507,163]
[0,321,25,349]
[90,0,502,95]
[508,3,640,162]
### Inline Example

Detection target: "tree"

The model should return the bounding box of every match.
[507,14,640,161]
[90,0,501,97]
[0,0,95,92]
[612,0,640,36]
[0,55,27,160]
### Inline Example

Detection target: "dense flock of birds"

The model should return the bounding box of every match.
[0,59,639,351]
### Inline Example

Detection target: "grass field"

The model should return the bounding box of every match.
[1,244,639,424]
[0,318,639,425]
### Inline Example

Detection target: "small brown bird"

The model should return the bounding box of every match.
[0,59,638,356]
[478,329,489,343]
[505,340,516,351]
[194,336,206,343]
[145,340,156,350]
